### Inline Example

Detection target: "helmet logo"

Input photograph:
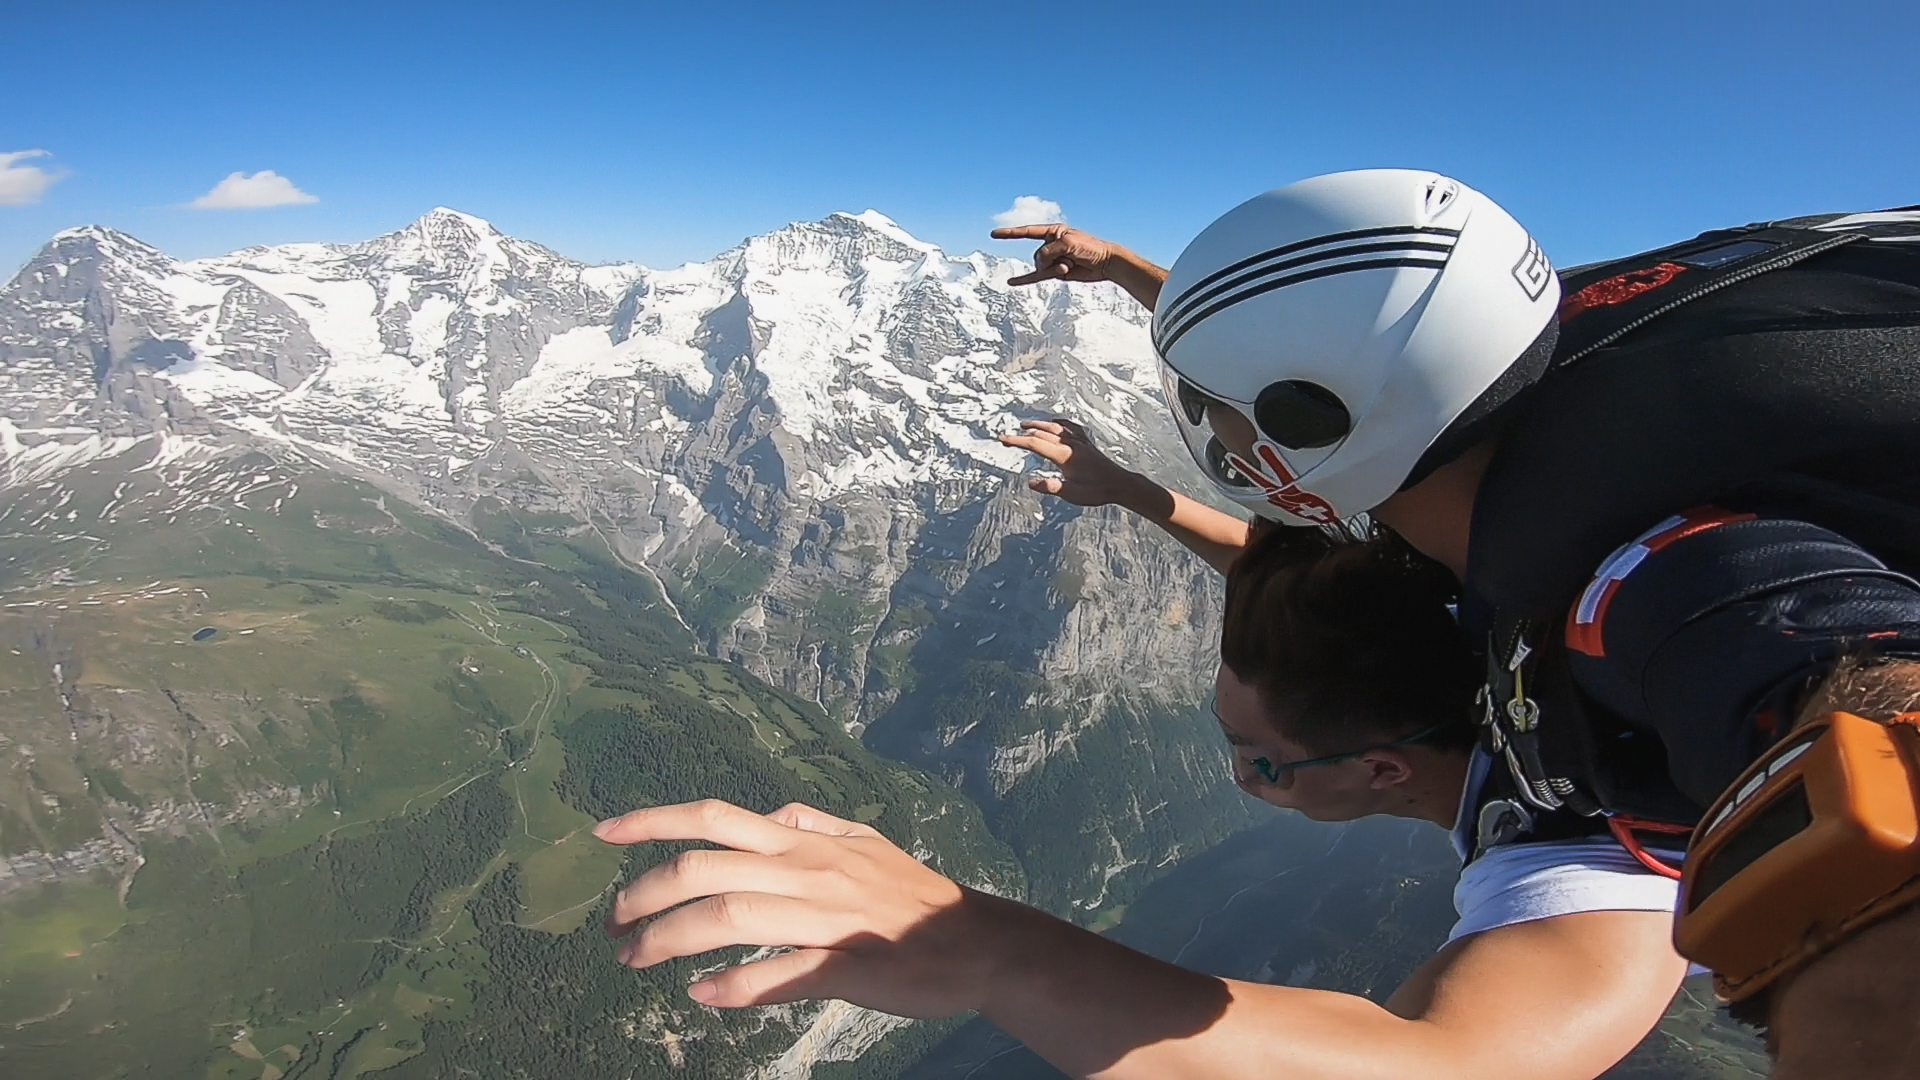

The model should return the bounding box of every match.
[1423,178,1460,220]
[1225,441,1341,523]
[1511,236,1552,301]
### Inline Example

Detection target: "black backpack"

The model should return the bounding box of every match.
[1463,208,1920,856]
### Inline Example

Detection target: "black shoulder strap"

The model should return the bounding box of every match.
[1469,218,1920,621]
[1554,225,1867,367]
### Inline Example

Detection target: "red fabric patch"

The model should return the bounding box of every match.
[1559,262,1689,322]
[1641,509,1755,555]
[1565,508,1757,658]
[1564,578,1624,657]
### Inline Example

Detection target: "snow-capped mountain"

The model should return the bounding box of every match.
[1,210,1238,915]
[0,208,1255,1079]
[1,207,1171,491]
[0,206,1211,714]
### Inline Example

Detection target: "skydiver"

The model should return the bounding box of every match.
[995,184,1920,1073]
[594,522,1703,1080]
[591,173,1920,1078]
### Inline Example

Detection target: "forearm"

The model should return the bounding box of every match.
[1767,661,1920,1074]
[967,894,1681,1080]
[966,890,1436,1080]
[1118,472,1250,574]
[1104,247,1168,311]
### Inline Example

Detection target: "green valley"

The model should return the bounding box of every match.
[0,451,1017,1079]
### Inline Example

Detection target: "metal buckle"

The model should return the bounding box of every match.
[1477,798,1535,852]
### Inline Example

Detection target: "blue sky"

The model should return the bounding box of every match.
[4,1,1915,278]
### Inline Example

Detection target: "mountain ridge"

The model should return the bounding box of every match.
[0,206,1245,923]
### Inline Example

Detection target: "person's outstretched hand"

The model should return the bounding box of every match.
[595,799,994,1018]
[992,224,1123,287]
[999,418,1145,509]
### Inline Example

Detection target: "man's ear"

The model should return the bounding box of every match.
[1362,749,1415,789]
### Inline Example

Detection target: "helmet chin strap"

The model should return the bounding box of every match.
[1225,440,1342,525]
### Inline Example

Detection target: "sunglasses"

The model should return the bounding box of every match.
[1212,694,1451,787]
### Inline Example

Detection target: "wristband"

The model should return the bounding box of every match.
[1676,711,1920,1001]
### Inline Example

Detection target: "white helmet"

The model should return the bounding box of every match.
[1153,169,1561,525]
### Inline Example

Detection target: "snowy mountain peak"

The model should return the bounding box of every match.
[50,224,143,247]
[1,210,1174,506]
[727,212,945,284]
[358,206,520,274]
[420,206,496,231]
[829,210,938,254]
[35,226,176,275]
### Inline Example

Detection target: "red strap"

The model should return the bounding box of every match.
[1607,815,1688,881]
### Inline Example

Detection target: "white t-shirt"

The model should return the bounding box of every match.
[1445,748,1686,945]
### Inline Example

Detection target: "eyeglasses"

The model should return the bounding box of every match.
[1212,695,1452,788]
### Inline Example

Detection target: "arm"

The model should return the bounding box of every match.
[974,897,1683,1080]
[595,801,1685,1080]
[1554,512,1920,1068]
[1113,473,1251,575]
[992,224,1168,311]
[1091,246,1167,311]
[1000,418,1249,574]
[1765,658,1920,1076]
[1766,873,1920,1080]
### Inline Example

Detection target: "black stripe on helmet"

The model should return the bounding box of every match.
[1155,238,1458,342]
[1155,256,1449,356]
[1157,225,1460,328]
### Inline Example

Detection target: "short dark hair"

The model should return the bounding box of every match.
[1220,521,1480,756]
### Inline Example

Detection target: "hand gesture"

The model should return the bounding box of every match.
[992,224,1122,287]
[998,418,1143,508]
[595,800,992,1018]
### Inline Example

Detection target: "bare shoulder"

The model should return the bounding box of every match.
[1386,911,1687,1080]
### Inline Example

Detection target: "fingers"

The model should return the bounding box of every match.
[766,802,881,839]
[689,947,844,1008]
[618,891,846,969]
[606,847,808,938]
[990,224,1072,242]
[1016,419,1090,441]
[1025,418,1088,443]
[1006,261,1072,288]
[594,799,798,856]
[1029,240,1072,269]
[997,432,1071,466]
[1028,476,1065,496]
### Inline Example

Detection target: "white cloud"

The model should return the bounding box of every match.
[188,170,319,210]
[992,195,1065,229]
[0,150,62,206]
